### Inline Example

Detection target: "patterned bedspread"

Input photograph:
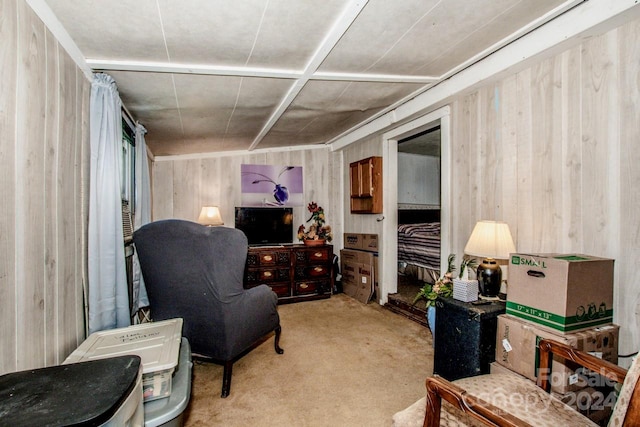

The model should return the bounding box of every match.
[397,222,441,272]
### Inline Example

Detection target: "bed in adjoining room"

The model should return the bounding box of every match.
[397,208,441,283]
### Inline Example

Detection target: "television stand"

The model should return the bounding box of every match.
[244,244,334,304]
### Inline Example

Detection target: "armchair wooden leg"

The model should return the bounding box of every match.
[274,325,284,354]
[221,361,233,398]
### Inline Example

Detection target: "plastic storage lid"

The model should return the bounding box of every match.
[64,318,183,375]
[0,355,141,426]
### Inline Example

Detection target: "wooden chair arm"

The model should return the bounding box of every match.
[537,338,627,392]
[424,375,532,427]
[421,339,629,427]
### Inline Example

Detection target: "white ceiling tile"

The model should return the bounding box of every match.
[42,0,577,155]
[45,0,168,61]
[259,80,424,146]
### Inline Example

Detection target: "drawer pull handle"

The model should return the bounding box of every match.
[264,271,273,278]
[313,251,323,258]
[300,283,309,289]
[314,267,323,273]
[263,255,273,262]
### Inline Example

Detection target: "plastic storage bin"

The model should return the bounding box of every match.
[144,337,193,427]
[0,355,144,426]
[64,318,183,402]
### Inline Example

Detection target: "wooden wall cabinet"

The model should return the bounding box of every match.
[350,156,382,213]
[244,245,334,303]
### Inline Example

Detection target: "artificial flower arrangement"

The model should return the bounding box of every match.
[413,254,477,307]
[297,202,333,242]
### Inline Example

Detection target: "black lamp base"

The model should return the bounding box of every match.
[477,258,502,298]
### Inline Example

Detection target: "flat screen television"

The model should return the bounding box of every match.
[234,207,294,245]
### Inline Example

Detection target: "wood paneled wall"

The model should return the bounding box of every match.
[334,16,640,361]
[151,148,339,246]
[0,0,89,374]
[150,15,640,362]
[448,18,640,359]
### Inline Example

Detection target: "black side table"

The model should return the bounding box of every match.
[433,296,506,381]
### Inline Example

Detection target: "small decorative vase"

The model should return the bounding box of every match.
[427,305,436,347]
[303,239,326,247]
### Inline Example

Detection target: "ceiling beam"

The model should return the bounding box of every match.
[86,59,303,80]
[86,59,437,84]
[311,71,436,84]
[247,0,370,151]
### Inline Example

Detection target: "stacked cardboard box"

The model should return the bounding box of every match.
[493,253,617,425]
[344,233,378,252]
[506,253,614,333]
[341,233,378,304]
[495,314,619,394]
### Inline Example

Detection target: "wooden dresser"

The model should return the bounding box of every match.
[244,244,334,303]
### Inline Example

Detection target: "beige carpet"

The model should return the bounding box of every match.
[182,293,433,427]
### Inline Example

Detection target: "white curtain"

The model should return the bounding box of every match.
[88,73,130,334]
[131,123,151,316]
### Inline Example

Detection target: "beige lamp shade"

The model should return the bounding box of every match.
[464,220,515,260]
[198,206,224,226]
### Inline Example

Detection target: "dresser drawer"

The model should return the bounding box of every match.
[246,250,290,267]
[268,283,291,298]
[245,281,290,298]
[245,268,290,284]
[295,247,331,263]
[294,279,331,296]
[294,264,330,279]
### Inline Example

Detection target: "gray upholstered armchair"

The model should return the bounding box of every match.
[133,219,283,398]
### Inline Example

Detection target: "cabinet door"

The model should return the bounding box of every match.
[350,162,361,197]
[359,159,374,197]
[350,159,374,198]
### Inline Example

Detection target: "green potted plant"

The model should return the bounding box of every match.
[413,254,477,342]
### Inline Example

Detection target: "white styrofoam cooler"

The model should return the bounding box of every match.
[64,318,183,402]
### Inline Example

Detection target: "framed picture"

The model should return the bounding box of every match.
[241,164,303,206]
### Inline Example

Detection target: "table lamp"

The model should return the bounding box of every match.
[464,220,515,298]
[197,206,224,226]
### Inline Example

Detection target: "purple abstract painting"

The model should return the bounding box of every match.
[241,164,303,206]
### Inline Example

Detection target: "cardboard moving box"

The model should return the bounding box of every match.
[507,253,614,333]
[495,314,619,394]
[344,233,379,252]
[341,248,376,304]
[489,361,525,378]
[552,386,615,425]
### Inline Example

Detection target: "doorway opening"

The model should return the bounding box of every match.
[387,126,442,325]
[379,106,451,326]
